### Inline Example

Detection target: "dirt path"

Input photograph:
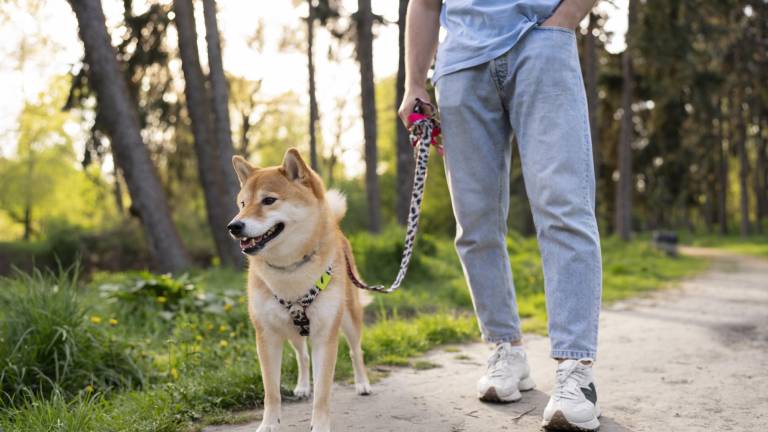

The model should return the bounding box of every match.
[205,248,768,431]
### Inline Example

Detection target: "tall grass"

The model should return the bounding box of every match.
[0,267,144,407]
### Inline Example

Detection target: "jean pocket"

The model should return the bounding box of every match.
[535,25,576,36]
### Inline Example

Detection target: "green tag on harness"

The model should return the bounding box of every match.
[315,271,332,291]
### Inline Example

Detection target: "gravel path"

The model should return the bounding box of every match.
[205,248,768,431]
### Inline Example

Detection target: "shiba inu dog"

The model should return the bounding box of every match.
[227,148,371,432]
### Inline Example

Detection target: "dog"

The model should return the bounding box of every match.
[227,148,371,432]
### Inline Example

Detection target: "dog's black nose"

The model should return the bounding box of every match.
[227,221,245,236]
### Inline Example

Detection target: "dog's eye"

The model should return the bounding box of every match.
[261,197,277,206]
[240,201,246,208]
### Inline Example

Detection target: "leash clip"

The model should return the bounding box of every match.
[407,98,443,156]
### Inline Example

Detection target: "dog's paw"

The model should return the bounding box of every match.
[256,422,280,432]
[355,382,372,396]
[293,385,311,399]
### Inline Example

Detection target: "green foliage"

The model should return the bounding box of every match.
[0,268,145,407]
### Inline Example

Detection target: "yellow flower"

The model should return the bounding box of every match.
[219,324,228,333]
[109,318,118,326]
[206,323,214,331]
[156,296,167,304]
[195,334,204,342]
[238,296,246,304]
[229,332,236,338]
[224,303,233,312]
[90,315,102,325]
[85,384,94,393]
[170,367,179,380]
[219,340,229,348]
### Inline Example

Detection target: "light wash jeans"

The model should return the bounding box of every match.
[435,26,602,360]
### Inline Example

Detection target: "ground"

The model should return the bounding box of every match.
[205,248,768,432]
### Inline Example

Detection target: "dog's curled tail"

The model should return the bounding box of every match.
[326,189,347,223]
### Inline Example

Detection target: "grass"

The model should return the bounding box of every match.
[684,233,768,258]
[0,228,712,431]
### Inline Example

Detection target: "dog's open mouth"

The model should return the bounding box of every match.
[239,223,285,254]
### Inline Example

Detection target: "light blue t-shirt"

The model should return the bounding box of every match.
[433,0,562,83]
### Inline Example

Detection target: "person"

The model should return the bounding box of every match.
[398,0,603,430]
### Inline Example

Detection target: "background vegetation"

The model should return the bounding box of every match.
[0,0,765,430]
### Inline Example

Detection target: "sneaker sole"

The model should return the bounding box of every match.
[478,377,536,403]
[542,410,600,432]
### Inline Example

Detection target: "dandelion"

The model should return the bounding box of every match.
[206,323,214,331]
[109,318,118,326]
[170,367,179,380]
[85,384,94,393]
[219,340,229,348]
[229,332,236,338]
[156,296,167,304]
[195,334,204,342]
[238,296,246,304]
[90,315,102,325]
[224,303,233,312]
[219,324,228,333]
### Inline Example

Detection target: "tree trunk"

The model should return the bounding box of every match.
[753,108,766,233]
[733,93,751,237]
[716,106,729,235]
[307,0,320,173]
[395,0,414,226]
[175,0,241,267]
[614,0,635,241]
[202,0,239,202]
[584,12,600,193]
[66,0,191,272]
[357,0,381,233]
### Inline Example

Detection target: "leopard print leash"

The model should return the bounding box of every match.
[345,99,441,293]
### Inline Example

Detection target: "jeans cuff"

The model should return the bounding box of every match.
[483,333,523,344]
[550,350,597,361]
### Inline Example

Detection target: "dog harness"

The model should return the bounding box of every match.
[346,98,441,293]
[274,266,332,336]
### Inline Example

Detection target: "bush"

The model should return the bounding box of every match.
[0,267,145,407]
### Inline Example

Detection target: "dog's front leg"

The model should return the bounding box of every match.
[256,330,284,432]
[309,328,340,432]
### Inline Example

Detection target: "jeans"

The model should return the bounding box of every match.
[435,26,602,360]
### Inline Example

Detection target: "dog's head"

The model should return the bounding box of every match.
[227,148,327,258]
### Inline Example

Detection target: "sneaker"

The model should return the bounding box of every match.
[477,343,536,403]
[542,359,601,431]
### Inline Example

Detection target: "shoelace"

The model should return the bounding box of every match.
[553,362,589,401]
[486,345,522,378]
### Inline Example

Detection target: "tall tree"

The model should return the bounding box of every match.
[66,0,191,272]
[202,0,239,203]
[583,12,600,190]
[174,0,241,267]
[614,0,636,240]
[356,0,381,232]
[732,89,751,236]
[306,0,321,172]
[395,0,414,226]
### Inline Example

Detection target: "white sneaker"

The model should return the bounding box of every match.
[542,359,601,431]
[477,343,536,402]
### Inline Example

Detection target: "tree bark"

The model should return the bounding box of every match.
[175,0,241,267]
[584,12,600,193]
[732,92,751,237]
[357,0,381,233]
[716,105,729,235]
[753,107,766,233]
[202,0,239,203]
[395,0,414,226]
[66,0,191,272]
[307,0,321,173]
[614,0,635,241]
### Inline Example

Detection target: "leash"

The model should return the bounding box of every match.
[346,98,441,293]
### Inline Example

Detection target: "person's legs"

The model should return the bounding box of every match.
[435,60,521,345]
[504,26,602,430]
[505,26,603,361]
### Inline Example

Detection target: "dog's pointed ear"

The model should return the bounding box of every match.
[281,148,309,181]
[232,156,256,185]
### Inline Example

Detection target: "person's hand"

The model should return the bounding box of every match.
[398,86,433,127]
[540,8,580,30]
